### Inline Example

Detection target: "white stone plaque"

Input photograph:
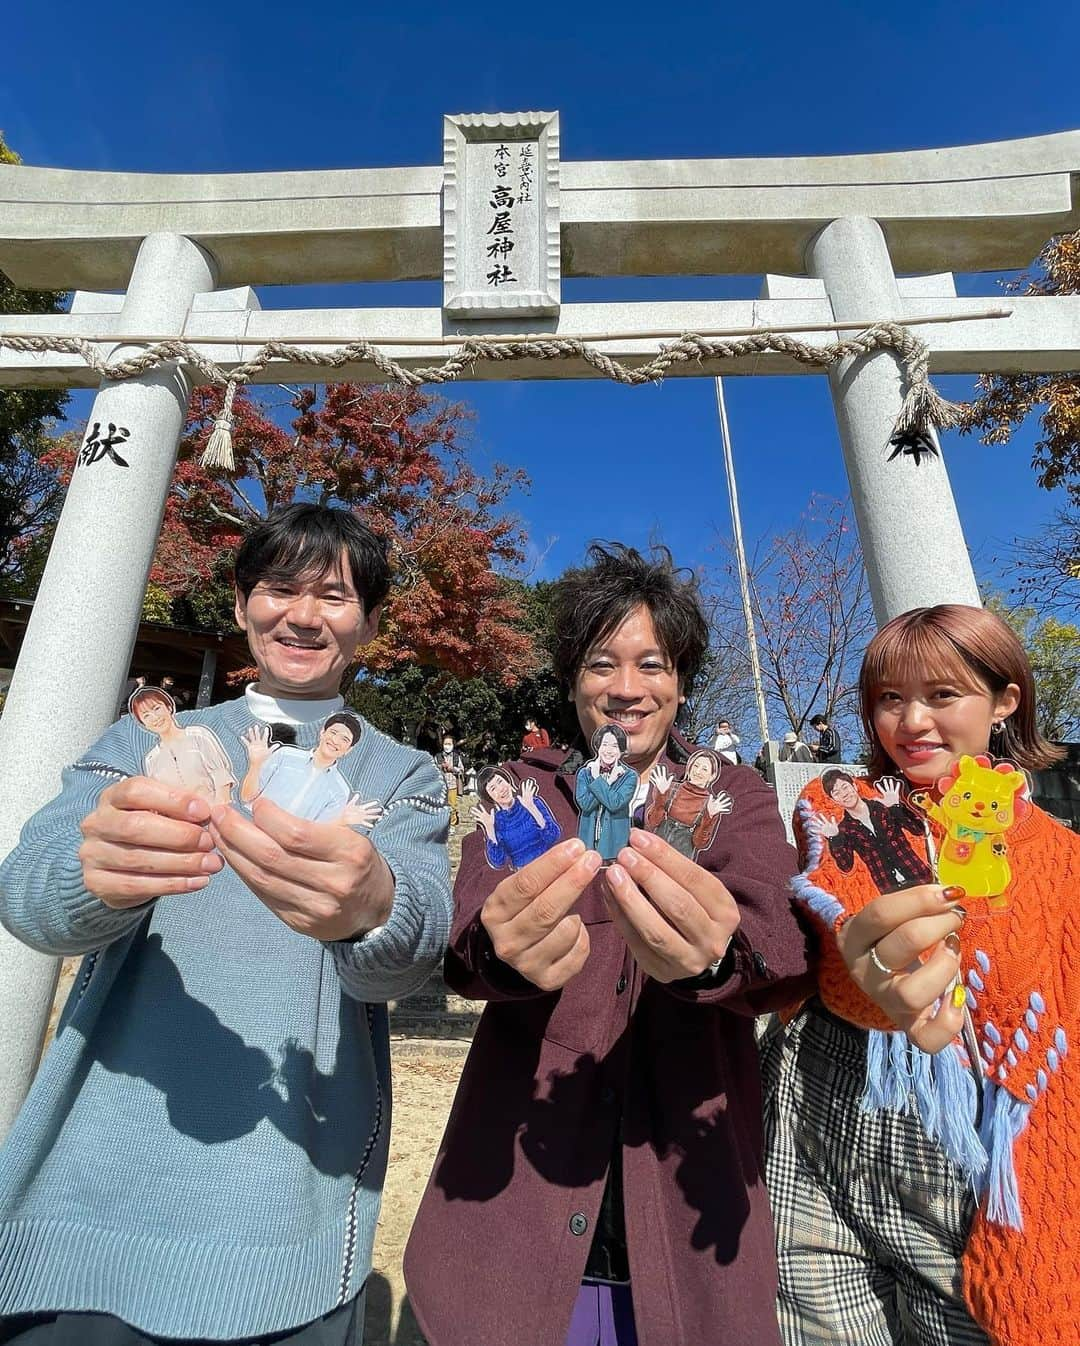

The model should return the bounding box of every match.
[772,761,869,845]
[443,111,560,318]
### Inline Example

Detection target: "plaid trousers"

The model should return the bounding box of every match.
[761,1006,990,1346]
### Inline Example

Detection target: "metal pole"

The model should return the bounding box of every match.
[714,377,770,747]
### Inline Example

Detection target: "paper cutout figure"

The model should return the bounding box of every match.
[473,767,561,872]
[576,723,639,862]
[239,712,383,828]
[644,749,733,859]
[911,754,1029,907]
[810,771,934,896]
[129,687,235,805]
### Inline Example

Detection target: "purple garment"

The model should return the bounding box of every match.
[564,1285,637,1346]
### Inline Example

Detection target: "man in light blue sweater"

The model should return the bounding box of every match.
[0,505,452,1345]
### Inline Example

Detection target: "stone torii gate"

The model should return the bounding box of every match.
[1,113,1079,1135]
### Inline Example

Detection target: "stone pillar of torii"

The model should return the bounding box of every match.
[0,113,1078,1134]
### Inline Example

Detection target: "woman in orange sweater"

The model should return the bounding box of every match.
[765,604,1078,1346]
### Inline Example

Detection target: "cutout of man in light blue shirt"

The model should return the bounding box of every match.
[240,712,380,826]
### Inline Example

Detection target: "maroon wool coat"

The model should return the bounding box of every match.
[404,743,817,1346]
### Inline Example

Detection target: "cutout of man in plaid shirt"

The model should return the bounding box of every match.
[810,769,933,893]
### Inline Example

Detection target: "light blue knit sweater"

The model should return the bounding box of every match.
[0,695,452,1340]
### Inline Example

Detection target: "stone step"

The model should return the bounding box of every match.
[388,1012,478,1040]
[389,1034,472,1060]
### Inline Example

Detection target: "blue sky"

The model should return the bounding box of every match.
[3,0,1074,587]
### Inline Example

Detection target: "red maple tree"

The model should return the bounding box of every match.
[44,383,539,684]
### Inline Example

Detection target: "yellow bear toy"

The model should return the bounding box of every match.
[911,754,1028,909]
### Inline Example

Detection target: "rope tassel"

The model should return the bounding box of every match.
[201,380,239,472]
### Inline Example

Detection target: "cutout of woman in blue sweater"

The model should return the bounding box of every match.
[474,766,561,872]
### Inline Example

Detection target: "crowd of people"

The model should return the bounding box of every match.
[0,502,1074,1346]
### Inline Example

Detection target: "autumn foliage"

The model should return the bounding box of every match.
[966,231,1080,501]
[43,383,539,684]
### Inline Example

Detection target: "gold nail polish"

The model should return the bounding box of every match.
[951,983,967,1009]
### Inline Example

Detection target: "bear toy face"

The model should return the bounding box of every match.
[938,754,1026,835]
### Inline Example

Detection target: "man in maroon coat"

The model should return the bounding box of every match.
[405,542,816,1346]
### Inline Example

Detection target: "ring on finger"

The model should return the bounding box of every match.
[868,941,898,978]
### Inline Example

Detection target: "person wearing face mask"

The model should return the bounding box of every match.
[435,735,466,826]
[763,604,1077,1346]
[405,542,816,1346]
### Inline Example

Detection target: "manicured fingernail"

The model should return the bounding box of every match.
[582,850,602,873]
[945,932,962,957]
[951,984,967,1009]
[942,886,966,901]
[951,905,967,924]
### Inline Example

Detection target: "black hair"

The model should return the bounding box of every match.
[810,714,827,728]
[234,504,392,616]
[322,711,363,746]
[591,722,629,755]
[477,765,517,809]
[551,542,709,695]
[821,768,855,796]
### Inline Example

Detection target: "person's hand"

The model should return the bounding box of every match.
[520,777,544,822]
[811,811,839,838]
[706,789,733,818]
[836,885,967,1052]
[875,776,904,808]
[651,764,673,795]
[209,798,394,941]
[339,795,383,829]
[604,828,739,983]
[480,838,602,991]
[472,803,497,842]
[589,758,602,778]
[241,724,272,766]
[79,777,223,909]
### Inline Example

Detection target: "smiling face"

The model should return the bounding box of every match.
[686,752,719,788]
[485,773,515,808]
[826,776,860,810]
[317,721,357,762]
[872,676,1020,787]
[235,550,379,701]
[597,730,622,766]
[573,605,682,776]
[134,695,175,735]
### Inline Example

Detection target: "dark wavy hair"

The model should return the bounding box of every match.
[551,542,709,696]
[234,503,391,616]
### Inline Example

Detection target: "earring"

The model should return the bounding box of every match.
[990,719,1005,735]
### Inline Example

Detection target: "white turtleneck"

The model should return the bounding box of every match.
[244,684,345,727]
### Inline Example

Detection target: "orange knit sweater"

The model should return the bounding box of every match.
[791,774,1080,1346]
